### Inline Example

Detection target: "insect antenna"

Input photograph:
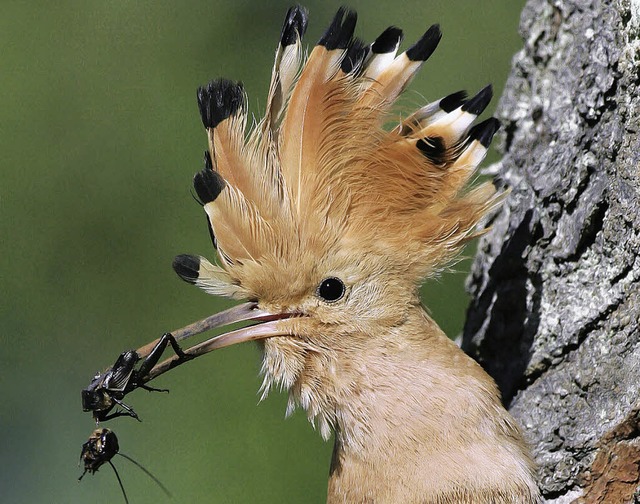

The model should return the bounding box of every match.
[118,452,172,498]
[107,460,130,504]
[78,428,170,502]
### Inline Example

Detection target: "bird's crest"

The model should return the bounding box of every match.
[174,6,502,300]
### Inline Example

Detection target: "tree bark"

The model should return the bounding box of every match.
[462,1,640,502]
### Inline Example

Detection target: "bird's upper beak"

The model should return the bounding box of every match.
[135,301,294,383]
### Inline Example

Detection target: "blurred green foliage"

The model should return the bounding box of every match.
[0,1,524,502]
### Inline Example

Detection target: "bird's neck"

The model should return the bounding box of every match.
[325,307,539,503]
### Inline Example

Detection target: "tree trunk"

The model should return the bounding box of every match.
[462,0,640,502]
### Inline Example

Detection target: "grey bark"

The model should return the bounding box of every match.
[462,0,640,502]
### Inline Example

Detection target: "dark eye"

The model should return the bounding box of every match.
[317,277,345,302]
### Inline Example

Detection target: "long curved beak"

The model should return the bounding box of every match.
[135,302,292,384]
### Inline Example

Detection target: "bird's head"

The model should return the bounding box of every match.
[172,6,501,437]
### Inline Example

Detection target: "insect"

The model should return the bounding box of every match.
[79,427,120,478]
[82,333,185,422]
[82,302,273,422]
[79,428,171,504]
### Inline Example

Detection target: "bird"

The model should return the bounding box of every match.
[171,6,541,503]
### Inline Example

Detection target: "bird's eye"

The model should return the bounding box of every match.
[317,277,345,302]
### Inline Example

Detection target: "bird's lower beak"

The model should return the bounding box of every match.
[135,302,293,383]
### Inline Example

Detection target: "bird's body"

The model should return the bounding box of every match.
[173,6,540,502]
[324,310,536,502]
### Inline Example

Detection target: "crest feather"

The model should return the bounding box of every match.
[173,254,246,298]
[263,6,308,137]
[177,7,504,295]
[278,7,358,217]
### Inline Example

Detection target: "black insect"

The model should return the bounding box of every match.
[79,427,120,477]
[82,333,188,422]
[82,302,270,423]
[79,428,170,504]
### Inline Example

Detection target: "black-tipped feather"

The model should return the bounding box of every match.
[406,24,441,62]
[172,254,201,284]
[462,85,493,116]
[193,166,226,204]
[318,7,357,50]
[197,79,245,129]
[416,137,446,165]
[280,5,308,47]
[371,26,403,54]
[440,90,468,113]
[341,38,369,74]
[468,117,501,147]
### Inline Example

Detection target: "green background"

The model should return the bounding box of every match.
[0,1,525,502]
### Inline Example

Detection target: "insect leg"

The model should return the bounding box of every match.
[99,398,141,422]
[135,332,190,380]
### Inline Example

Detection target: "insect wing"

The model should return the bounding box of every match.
[105,351,138,392]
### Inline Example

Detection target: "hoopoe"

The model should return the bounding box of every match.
[171,6,540,503]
